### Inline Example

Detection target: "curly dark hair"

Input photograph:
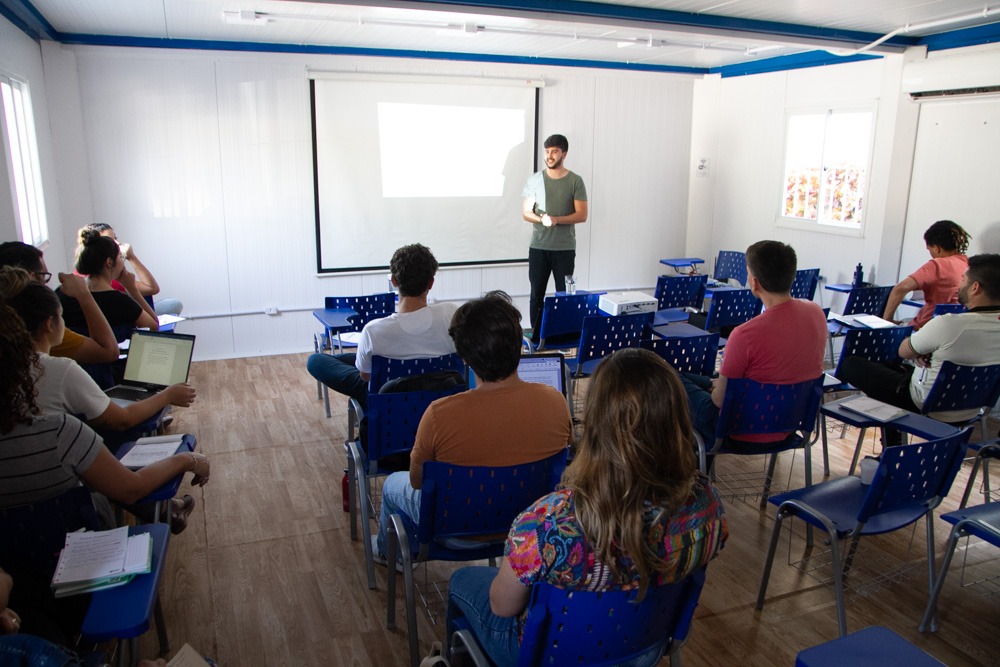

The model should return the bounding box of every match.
[0,303,40,433]
[389,244,438,297]
[448,290,522,382]
[924,220,971,254]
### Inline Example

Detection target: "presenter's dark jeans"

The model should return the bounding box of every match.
[306,352,368,407]
[837,356,919,445]
[528,247,576,334]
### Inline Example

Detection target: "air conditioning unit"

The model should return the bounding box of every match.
[901,50,1000,100]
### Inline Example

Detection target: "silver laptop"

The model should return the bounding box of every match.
[105,331,196,406]
[517,354,568,400]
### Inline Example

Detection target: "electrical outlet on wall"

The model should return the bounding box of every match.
[264,307,279,316]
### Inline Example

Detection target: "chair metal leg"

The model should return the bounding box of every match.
[919,522,965,632]
[153,595,169,656]
[755,508,787,611]
[388,514,420,667]
[841,532,863,578]
[827,531,849,637]
[820,413,831,477]
[985,459,992,503]
[803,443,814,548]
[322,385,331,418]
[924,510,936,628]
[354,448,377,589]
[347,442,360,541]
[847,427,868,476]
[759,453,778,509]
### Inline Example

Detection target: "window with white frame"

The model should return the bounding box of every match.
[779,108,874,230]
[0,74,48,246]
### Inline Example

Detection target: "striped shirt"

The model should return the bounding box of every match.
[0,414,103,509]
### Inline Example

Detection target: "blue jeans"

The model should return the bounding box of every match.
[377,471,421,557]
[0,634,84,666]
[680,372,719,445]
[306,352,368,406]
[447,566,520,667]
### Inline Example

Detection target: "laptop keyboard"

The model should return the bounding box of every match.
[106,386,152,401]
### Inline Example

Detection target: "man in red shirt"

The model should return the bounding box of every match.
[680,240,828,445]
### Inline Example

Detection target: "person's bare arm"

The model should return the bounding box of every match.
[120,244,160,297]
[80,447,210,505]
[549,199,588,225]
[88,384,196,431]
[711,375,728,409]
[489,558,531,617]
[118,269,159,330]
[57,272,118,363]
[883,276,919,321]
[522,197,543,224]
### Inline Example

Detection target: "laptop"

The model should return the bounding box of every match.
[105,331,196,406]
[517,354,568,400]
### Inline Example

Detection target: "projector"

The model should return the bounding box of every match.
[598,291,657,316]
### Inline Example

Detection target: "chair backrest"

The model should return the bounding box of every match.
[654,274,708,310]
[365,385,466,466]
[933,303,967,317]
[575,312,653,372]
[324,293,396,333]
[842,286,892,317]
[417,449,568,549]
[0,486,100,579]
[537,292,603,349]
[517,567,707,667]
[790,268,820,301]
[832,325,913,378]
[922,361,1000,417]
[704,289,762,332]
[368,353,467,394]
[859,427,972,522]
[714,250,747,286]
[641,333,720,376]
[716,376,824,443]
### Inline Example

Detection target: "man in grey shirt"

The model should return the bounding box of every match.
[521,134,588,337]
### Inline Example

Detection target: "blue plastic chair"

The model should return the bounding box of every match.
[347,353,468,441]
[959,439,1000,508]
[653,274,708,324]
[713,250,747,286]
[819,325,913,475]
[797,626,946,666]
[451,566,707,667]
[932,303,967,317]
[533,292,603,351]
[386,450,568,667]
[701,288,762,334]
[0,488,171,662]
[640,332,719,376]
[756,428,972,637]
[919,500,1000,632]
[314,292,396,415]
[826,285,893,363]
[790,268,821,301]
[346,383,467,590]
[702,376,825,509]
[565,312,653,398]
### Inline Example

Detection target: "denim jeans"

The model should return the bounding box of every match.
[680,372,719,445]
[0,634,85,666]
[306,352,368,406]
[377,471,422,557]
[447,566,520,667]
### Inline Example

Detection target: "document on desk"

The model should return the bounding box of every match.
[852,315,896,329]
[51,527,152,595]
[839,396,910,423]
[119,441,184,469]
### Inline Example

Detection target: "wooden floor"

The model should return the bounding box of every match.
[139,353,999,666]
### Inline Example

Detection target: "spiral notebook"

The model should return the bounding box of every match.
[51,526,151,597]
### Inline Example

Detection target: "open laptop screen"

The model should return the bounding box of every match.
[516,354,565,395]
[123,331,195,386]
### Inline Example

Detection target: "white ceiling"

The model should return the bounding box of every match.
[16,0,1000,71]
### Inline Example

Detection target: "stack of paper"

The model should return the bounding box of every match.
[119,435,185,469]
[51,526,151,597]
[840,396,910,423]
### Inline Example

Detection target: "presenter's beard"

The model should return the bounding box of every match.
[546,157,563,169]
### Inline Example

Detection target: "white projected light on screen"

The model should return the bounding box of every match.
[378,103,524,198]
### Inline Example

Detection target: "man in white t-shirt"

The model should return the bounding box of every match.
[838,253,1000,440]
[307,244,457,407]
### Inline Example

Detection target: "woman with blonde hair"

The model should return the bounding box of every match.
[446,348,728,666]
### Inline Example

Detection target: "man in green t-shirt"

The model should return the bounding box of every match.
[521,134,588,336]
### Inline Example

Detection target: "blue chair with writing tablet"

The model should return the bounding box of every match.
[791,268,821,301]
[653,273,708,324]
[533,292,603,352]
[713,250,748,287]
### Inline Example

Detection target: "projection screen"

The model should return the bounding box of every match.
[310,75,540,273]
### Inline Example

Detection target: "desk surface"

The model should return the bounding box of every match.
[826,283,922,309]
[81,522,169,642]
[660,257,704,269]
[313,307,359,332]
[116,434,197,504]
[821,396,960,441]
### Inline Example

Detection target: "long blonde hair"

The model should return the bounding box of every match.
[561,348,696,597]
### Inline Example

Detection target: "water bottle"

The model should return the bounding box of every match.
[565,275,576,295]
[341,472,350,513]
[852,263,864,289]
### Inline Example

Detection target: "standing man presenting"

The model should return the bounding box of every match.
[522,134,588,338]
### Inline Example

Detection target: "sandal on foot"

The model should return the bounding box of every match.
[168,494,196,535]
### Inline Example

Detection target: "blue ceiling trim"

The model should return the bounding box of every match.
[917,20,1000,51]
[56,33,710,74]
[714,50,881,78]
[399,0,918,48]
[0,0,58,40]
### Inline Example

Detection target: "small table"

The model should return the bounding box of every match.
[659,257,704,274]
[313,307,359,346]
[116,434,197,529]
[82,523,171,655]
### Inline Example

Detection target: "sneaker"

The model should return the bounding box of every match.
[370,535,416,573]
